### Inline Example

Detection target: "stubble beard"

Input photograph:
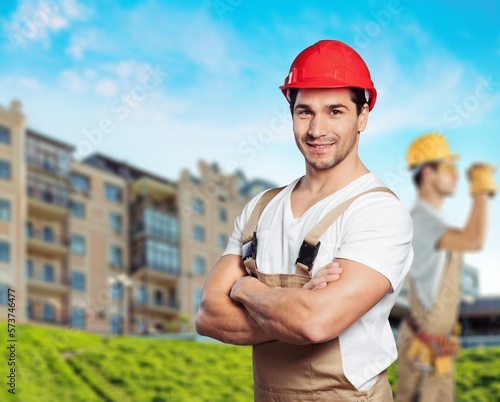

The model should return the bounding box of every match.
[302,131,358,171]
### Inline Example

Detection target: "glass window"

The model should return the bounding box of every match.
[71,173,90,193]
[70,235,85,256]
[0,199,10,221]
[192,198,204,215]
[26,299,33,318]
[109,245,123,267]
[145,239,179,275]
[0,284,8,305]
[218,233,227,249]
[26,222,33,238]
[71,308,85,329]
[154,290,163,306]
[26,260,34,278]
[42,227,55,243]
[136,318,146,334]
[110,282,123,299]
[218,207,227,223]
[110,315,122,334]
[43,303,55,321]
[194,256,206,275]
[194,288,202,313]
[69,200,85,218]
[137,286,146,304]
[43,264,54,282]
[0,241,10,263]
[0,126,10,145]
[109,212,122,233]
[71,271,85,291]
[144,209,178,242]
[0,159,10,180]
[193,225,205,242]
[105,183,122,203]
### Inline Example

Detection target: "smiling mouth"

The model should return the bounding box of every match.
[307,143,335,150]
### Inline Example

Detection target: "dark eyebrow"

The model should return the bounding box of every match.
[326,104,348,110]
[294,103,311,112]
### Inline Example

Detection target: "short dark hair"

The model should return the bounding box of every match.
[288,87,367,116]
[412,162,439,188]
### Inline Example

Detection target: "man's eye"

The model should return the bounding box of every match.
[330,109,342,115]
[297,110,311,116]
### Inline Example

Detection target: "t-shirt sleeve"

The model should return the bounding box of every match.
[222,191,267,257]
[334,193,414,293]
[411,207,448,251]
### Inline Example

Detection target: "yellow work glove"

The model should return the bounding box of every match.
[468,163,497,197]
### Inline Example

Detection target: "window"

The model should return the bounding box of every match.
[143,209,178,242]
[69,200,85,218]
[70,235,85,256]
[42,227,55,243]
[192,198,204,215]
[110,315,123,334]
[0,160,10,180]
[109,212,122,233]
[145,239,179,275]
[26,299,33,318]
[137,286,146,304]
[43,264,54,282]
[71,308,85,329]
[218,233,228,249]
[26,260,34,278]
[154,290,163,306]
[71,271,85,291]
[218,207,227,223]
[109,245,123,267]
[26,222,33,238]
[0,126,10,145]
[105,183,122,203]
[194,256,206,275]
[0,285,8,305]
[0,241,10,263]
[193,225,205,242]
[0,199,10,221]
[71,173,90,193]
[110,282,123,299]
[42,303,55,321]
[194,288,202,313]
[136,319,146,334]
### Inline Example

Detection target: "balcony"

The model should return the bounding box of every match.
[132,177,177,200]
[27,276,69,295]
[133,299,179,318]
[132,265,180,285]
[27,186,69,220]
[27,235,68,258]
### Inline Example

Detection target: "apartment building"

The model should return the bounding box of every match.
[0,100,273,334]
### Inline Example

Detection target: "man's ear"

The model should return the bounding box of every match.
[357,104,369,133]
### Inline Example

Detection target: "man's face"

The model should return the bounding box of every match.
[434,161,459,196]
[292,88,368,172]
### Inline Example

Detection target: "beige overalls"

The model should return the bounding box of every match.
[241,186,396,402]
[395,251,463,402]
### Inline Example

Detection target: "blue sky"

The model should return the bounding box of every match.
[1,0,499,295]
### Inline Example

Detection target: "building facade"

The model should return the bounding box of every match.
[0,100,273,334]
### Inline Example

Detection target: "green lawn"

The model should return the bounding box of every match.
[1,323,499,401]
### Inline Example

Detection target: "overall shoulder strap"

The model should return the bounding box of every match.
[304,186,397,246]
[242,187,285,244]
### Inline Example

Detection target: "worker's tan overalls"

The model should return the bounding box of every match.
[395,251,462,402]
[241,186,396,402]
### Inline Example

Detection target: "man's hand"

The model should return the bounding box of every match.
[230,275,264,303]
[303,262,342,290]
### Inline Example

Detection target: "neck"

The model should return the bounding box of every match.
[418,187,444,209]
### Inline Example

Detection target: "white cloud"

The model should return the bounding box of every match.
[95,79,118,96]
[60,70,87,93]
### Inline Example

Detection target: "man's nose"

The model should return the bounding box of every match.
[308,114,329,138]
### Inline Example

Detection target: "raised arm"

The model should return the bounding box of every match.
[230,258,390,345]
[195,254,274,345]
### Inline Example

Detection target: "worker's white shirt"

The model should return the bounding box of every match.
[409,199,449,310]
[224,173,413,391]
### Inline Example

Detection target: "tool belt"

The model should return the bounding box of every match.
[406,314,460,375]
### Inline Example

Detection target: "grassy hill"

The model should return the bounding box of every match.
[1,323,499,401]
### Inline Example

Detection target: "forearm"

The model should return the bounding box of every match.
[196,290,274,345]
[464,194,489,248]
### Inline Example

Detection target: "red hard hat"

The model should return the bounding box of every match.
[279,40,377,110]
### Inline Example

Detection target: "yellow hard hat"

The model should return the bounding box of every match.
[407,132,460,169]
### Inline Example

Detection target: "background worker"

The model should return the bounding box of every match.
[196,39,413,401]
[395,133,496,402]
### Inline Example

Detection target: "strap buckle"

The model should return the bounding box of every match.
[296,240,321,271]
[242,231,258,261]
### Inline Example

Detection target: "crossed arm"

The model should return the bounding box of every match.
[195,254,390,346]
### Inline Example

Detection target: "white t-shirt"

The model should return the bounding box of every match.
[223,173,414,391]
[409,200,449,310]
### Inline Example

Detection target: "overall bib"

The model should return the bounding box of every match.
[395,251,462,402]
[241,187,396,402]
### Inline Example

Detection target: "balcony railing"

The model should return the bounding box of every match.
[27,185,69,209]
